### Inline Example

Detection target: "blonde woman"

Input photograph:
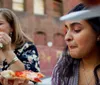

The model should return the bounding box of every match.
[0,8,40,85]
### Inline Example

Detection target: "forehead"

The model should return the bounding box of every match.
[64,20,85,25]
[0,14,6,20]
[64,20,93,30]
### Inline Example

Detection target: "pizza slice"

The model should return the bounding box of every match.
[0,70,44,82]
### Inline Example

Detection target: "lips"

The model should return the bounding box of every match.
[68,45,77,50]
[69,46,77,49]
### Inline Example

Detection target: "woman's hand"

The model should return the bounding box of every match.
[0,32,12,51]
[0,50,5,62]
[0,77,29,85]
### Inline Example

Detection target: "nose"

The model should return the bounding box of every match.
[65,31,73,42]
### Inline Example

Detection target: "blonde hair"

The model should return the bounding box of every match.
[0,8,32,48]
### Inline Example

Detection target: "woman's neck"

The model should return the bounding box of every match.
[81,48,100,70]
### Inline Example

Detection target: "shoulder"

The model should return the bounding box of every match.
[15,42,37,54]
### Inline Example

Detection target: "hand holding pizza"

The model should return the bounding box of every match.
[0,70,44,85]
[0,77,29,85]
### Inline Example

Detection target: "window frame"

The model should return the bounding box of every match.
[53,0,63,17]
[33,0,46,15]
[12,0,25,12]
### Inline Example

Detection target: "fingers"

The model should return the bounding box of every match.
[13,79,19,85]
[23,80,29,85]
[0,78,14,85]
[0,35,11,45]
[0,77,29,85]
[2,78,8,85]
[0,32,11,46]
[8,80,14,85]
[0,76,3,84]
[13,79,29,85]
[0,32,12,51]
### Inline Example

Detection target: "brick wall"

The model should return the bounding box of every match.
[1,0,81,49]
[2,0,80,76]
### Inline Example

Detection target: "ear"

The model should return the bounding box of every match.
[9,28,13,35]
[10,28,13,33]
[97,35,100,41]
[9,28,13,37]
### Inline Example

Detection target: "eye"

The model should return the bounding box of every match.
[0,23,3,25]
[63,27,68,35]
[73,24,83,33]
[74,29,81,33]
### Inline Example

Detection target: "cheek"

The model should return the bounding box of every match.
[70,33,97,58]
[78,34,96,49]
[76,35,96,56]
[0,26,11,34]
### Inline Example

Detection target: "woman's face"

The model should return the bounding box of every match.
[0,14,13,34]
[64,20,97,58]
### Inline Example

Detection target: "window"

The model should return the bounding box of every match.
[12,0,24,11]
[34,31,47,45]
[34,0,45,15]
[53,33,65,47]
[0,0,3,8]
[53,0,63,17]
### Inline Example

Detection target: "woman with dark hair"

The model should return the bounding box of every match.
[52,3,100,85]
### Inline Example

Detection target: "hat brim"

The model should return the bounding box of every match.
[60,6,100,21]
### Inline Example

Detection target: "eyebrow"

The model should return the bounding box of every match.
[0,19,5,22]
[65,22,82,29]
[70,22,82,27]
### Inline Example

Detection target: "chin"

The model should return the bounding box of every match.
[70,53,82,59]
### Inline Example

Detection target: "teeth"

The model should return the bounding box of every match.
[0,43,3,48]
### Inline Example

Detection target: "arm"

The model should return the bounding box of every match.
[1,43,40,85]
[19,43,40,72]
[3,50,25,71]
[0,32,25,71]
[3,42,40,72]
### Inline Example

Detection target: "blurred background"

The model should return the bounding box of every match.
[0,0,81,83]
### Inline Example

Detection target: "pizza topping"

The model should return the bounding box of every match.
[0,70,44,82]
